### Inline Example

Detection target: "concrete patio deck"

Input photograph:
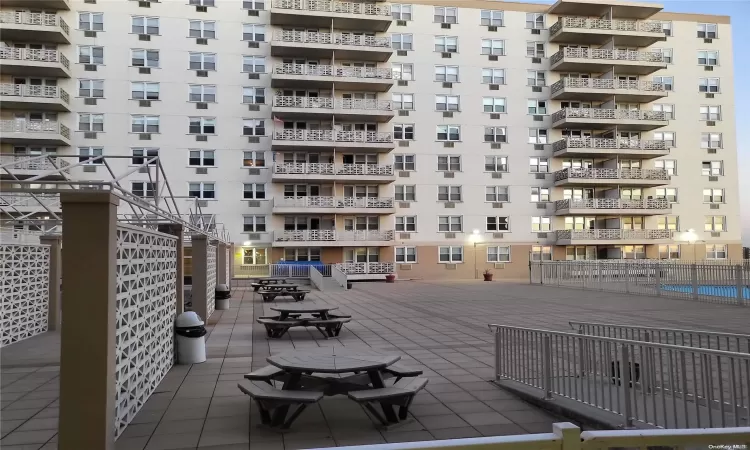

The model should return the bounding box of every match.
[2,280,750,450]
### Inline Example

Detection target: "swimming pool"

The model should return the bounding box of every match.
[661,284,750,300]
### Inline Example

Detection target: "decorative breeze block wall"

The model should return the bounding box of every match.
[0,244,50,347]
[206,241,217,319]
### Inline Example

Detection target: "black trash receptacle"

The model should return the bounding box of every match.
[175,312,207,364]
[215,284,231,310]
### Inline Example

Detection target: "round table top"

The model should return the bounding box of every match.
[267,347,400,374]
[270,303,339,313]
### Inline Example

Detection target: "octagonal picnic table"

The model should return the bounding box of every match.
[269,304,338,320]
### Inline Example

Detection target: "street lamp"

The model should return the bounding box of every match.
[471,229,481,279]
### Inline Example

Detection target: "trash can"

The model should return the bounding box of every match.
[215,284,231,310]
[175,312,207,364]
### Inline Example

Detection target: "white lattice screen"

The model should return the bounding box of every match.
[114,226,177,438]
[206,242,217,318]
[0,244,50,347]
[225,248,230,283]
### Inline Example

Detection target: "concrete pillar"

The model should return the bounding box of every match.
[217,242,227,285]
[39,235,62,331]
[229,244,235,282]
[58,192,118,450]
[158,224,185,315]
[191,235,210,321]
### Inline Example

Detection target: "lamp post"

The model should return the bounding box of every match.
[471,229,481,279]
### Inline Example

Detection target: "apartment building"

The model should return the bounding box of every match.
[0,0,741,280]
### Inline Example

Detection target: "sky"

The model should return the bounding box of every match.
[524,0,750,246]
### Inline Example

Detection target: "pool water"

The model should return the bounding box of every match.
[661,284,750,300]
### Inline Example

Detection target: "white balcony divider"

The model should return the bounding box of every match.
[555,229,673,241]
[554,198,670,211]
[338,163,393,176]
[273,96,334,109]
[340,98,393,111]
[550,47,664,65]
[554,168,669,182]
[0,47,70,69]
[0,84,70,103]
[309,265,324,290]
[552,108,667,123]
[552,138,669,152]
[331,265,348,290]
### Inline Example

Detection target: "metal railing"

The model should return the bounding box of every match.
[274,63,394,80]
[272,96,392,111]
[341,98,392,111]
[273,163,394,176]
[274,196,394,209]
[335,262,394,275]
[0,154,70,171]
[339,163,393,176]
[0,47,70,69]
[552,108,668,123]
[0,193,59,208]
[274,229,394,242]
[550,47,665,65]
[331,265,348,290]
[550,16,663,36]
[554,168,669,182]
[234,264,270,278]
[552,138,669,152]
[273,129,393,144]
[0,120,70,138]
[550,77,665,94]
[270,264,312,278]
[271,0,391,16]
[0,84,70,104]
[554,198,671,211]
[0,11,69,35]
[273,30,391,48]
[555,229,673,241]
[491,324,750,429]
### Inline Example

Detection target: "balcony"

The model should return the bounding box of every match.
[0,48,71,78]
[335,262,394,280]
[556,229,673,245]
[550,47,666,75]
[1,0,70,10]
[553,168,670,187]
[271,31,392,62]
[0,11,70,43]
[550,78,667,103]
[272,163,395,183]
[272,64,394,91]
[551,108,668,131]
[554,198,671,215]
[273,229,394,247]
[272,196,395,214]
[547,0,662,20]
[272,96,393,121]
[0,193,60,212]
[272,129,394,152]
[549,17,665,47]
[270,0,392,31]
[552,138,669,159]
[0,84,71,112]
[0,120,70,146]
[0,155,70,180]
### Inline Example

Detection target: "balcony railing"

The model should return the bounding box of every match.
[272,0,391,16]
[554,168,669,182]
[274,229,394,242]
[552,138,669,152]
[555,198,670,211]
[272,96,392,111]
[273,30,391,48]
[550,47,664,65]
[0,48,70,69]
[338,163,393,176]
[550,17,663,36]
[552,108,667,123]
[341,98,392,111]
[556,229,673,241]
[0,193,59,208]
[274,63,394,80]
[274,163,394,176]
[335,262,394,275]
[275,196,394,209]
[0,11,70,35]
[0,154,70,171]
[0,120,70,139]
[550,77,665,94]
[273,129,393,143]
[0,84,70,104]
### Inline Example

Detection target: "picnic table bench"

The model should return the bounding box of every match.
[258,284,310,302]
[256,304,350,339]
[250,277,291,292]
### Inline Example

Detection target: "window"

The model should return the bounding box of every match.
[188,84,216,103]
[654,48,673,64]
[703,188,724,203]
[393,124,414,140]
[392,33,413,50]
[434,7,457,23]
[437,125,460,141]
[243,0,265,10]
[697,50,718,66]
[661,21,672,36]
[701,133,722,148]
[525,13,544,29]
[285,248,320,262]
[530,187,549,202]
[189,117,216,134]
[657,216,679,231]
[435,95,459,111]
[188,182,215,199]
[622,245,646,260]
[243,24,265,41]
[435,36,458,53]
[392,93,414,110]
[392,63,413,81]
[485,156,507,172]
[131,147,159,165]
[656,187,678,203]
[699,77,720,93]
[78,113,103,132]
[526,41,545,58]
[487,246,510,262]
[702,161,723,176]
[483,97,505,113]
[79,79,104,98]
[243,151,265,167]
[189,0,215,5]
[485,186,508,202]
[705,216,726,232]
[394,154,415,171]
[131,115,159,133]
[78,147,103,165]
[395,216,416,232]
[706,244,727,259]
[132,16,159,35]
[395,185,415,201]
[659,245,680,260]
[484,127,506,143]
[531,245,552,261]
[190,52,216,70]
[653,131,675,147]
[529,157,549,173]
[132,182,155,198]
[395,246,417,263]
[653,76,673,91]
[189,149,215,166]
[481,10,503,26]
[652,104,674,119]
[243,56,265,73]
[527,70,546,86]
[189,20,215,38]
[481,39,505,56]
[132,49,159,67]
[243,183,266,200]
[78,46,103,65]
[482,68,505,84]
[435,65,459,82]
[486,217,509,232]
[79,12,103,31]
[439,246,463,263]
[437,155,461,172]
[243,119,265,136]
[700,105,721,121]
[392,4,412,20]
[131,82,159,100]
[437,186,461,201]
[528,129,548,144]
[243,216,266,232]
[242,248,267,265]
[697,23,718,39]
[654,160,676,175]
[242,87,265,104]
[528,99,549,115]
[531,216,551,232]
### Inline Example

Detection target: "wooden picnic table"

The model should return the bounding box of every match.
[269,304,338,320]
[251,278,290,292]
[258,284,309,302]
